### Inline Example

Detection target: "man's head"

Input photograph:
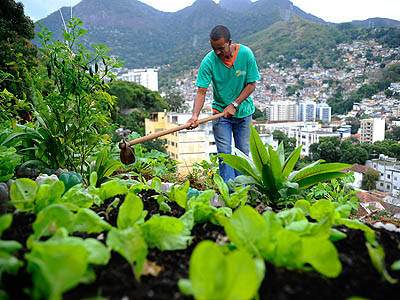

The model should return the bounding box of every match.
[209,25,233,59]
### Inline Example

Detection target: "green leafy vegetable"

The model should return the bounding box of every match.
[140,215,192,251]
[106,226,147,281]
[25,243,89,300]
[178,240,265,300]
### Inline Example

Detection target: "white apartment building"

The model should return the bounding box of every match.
[316,103,332,123]
[265,100,297,121]
[360,118,385,144]
[298,100,316,122]
[366,156,400,196]
[284,123,339,157]
[118,68,159,91]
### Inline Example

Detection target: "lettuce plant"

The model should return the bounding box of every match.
[221,205,343,277]
[178,240,265,300]
[214,173,249,209]
[219,124,351,207]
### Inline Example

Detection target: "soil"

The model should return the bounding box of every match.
[2,190,400,300]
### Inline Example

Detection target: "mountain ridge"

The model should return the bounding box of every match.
[34,0,400,73]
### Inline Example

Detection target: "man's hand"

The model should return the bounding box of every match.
[223,103,236,118]
[187,115,199,130]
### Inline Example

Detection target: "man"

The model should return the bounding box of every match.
[187,25,260,185]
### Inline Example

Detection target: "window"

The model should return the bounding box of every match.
[387,174,391,179]
[387,184,391,189]
[380,183,384,186]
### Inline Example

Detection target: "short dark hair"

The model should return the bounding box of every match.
[210,25,231,43]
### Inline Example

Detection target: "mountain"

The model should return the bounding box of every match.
[219,0,252,12]
[33,0,400,85]
[34,0,325,69]
[351,17,400,29]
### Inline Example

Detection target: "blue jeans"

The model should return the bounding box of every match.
[212,114,252,185]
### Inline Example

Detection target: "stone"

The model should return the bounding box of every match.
[35,174,59,185]
[383,223,397,232]
[373,222,384,229]
[0,183,10,214]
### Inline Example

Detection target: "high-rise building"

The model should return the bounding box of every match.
[316,103,332,123]
[118,68,159,91]
[360,118,385,144]
[265,100,297,121]
[298,100,316,122]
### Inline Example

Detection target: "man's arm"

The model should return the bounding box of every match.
[187,87,207,128]
[224,81,256,118]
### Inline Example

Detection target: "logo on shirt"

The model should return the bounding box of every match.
[235,70,246,77]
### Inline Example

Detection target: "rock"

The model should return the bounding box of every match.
[55,168,68,177]
[35,174,59,185]
[373,222,384,229]
[16,167,40,178]
[7,179,14,190]
[383,223,397,232]
[0,183,10,214]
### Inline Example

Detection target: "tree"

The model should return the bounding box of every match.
[272,130,296,155]
[0,0,37,99]
[164,92,186,112]
[309,137,341,163]
[339,145,368,165]
[361,170,380,191]
[391,126,400,141]
[253,107,266,121]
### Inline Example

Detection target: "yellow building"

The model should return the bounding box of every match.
[145,112,217,175]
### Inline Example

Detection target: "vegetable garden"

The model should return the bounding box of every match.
[1,18,400,300]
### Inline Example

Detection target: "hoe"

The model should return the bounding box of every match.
[119,112,224,164]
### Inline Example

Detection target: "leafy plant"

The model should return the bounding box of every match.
[0,145,21,182]
[220,124,351,207]
[178,240,265,300]
[188,154,219,190]
[214,173,249,209]
[161,181,232,227]
[221,205,343,277]
[85,146,123,187]
[0,87,31,124]
[26,231,111,300]
[127,142,177,178]
[7,18,123,175]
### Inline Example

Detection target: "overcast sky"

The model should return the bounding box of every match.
[19,0,400,23]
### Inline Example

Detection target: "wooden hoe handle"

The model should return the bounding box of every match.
[125,112,224,146]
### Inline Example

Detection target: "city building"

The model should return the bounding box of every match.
[298,100,316,122]
[336,125,352,140]
[366,156,400,196]
[316,103,332,123]
[118,68,159,91]
[360,118,385,144]
[284,123,339,157]
[265,100,297,121]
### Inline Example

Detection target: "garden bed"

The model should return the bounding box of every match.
[3,190,400,300]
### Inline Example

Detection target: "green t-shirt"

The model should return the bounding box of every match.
[196,44,260,118]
